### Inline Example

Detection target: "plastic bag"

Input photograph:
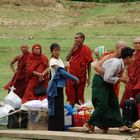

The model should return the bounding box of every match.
[64,104,73,115]
[4,86,22,109]
[21,99,48,110]
[41,99,48,109]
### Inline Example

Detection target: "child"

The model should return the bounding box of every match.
[49,43,64,79]
[48,43,79,131]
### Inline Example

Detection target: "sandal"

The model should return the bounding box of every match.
[119,126,130,132]
[83,123,94,132]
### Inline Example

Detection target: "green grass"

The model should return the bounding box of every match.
[0,1,140,102]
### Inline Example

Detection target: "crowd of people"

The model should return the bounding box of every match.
[3,32,140,133]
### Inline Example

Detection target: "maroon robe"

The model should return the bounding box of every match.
[66,44,93,105]
[3,51,31,98]
[120,51,140,108]
[22,44,49,104]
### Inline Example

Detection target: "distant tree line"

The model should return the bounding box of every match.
[70,0,140,2]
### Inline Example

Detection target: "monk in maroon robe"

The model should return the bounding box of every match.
[3,45,31,98]
[65,33,93,106]
[22,44,49,104]
[120,37,140,108]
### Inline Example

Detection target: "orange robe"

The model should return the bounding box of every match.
[66,44,93,105]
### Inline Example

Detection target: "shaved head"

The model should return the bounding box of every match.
[20,44,29,54]
[133,37,140,51]
[115,41,128,50]
[133,37,140,43]
[114,41,128,58]
[21,44,28,49]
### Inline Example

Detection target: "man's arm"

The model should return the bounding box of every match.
[87,63,91,86]
[118,76,129,83]
[93,55,111,75]
[93,62,104,75]
[10,55,20,74]
[66,50,73,61]
[33,71,44,81]
[66,42,80,61]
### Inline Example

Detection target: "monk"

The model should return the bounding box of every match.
[120,37,140,108]
[93,41,128,98]
[65,32,93,106]
[3,45,31,98]
[22,44,49,104]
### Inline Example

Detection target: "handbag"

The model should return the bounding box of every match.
[34,81,46,96]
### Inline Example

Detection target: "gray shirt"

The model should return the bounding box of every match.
[102,58,124,84]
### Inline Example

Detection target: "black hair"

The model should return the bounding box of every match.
[121,47,135,59]
[76,32,85,42]
[50,43,60,53]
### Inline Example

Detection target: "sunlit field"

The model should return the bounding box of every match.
[0,0,140,102]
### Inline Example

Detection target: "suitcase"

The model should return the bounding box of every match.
[7,110,28,128]
[122,98,138,127]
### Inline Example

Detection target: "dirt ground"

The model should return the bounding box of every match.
[0,0,56,6]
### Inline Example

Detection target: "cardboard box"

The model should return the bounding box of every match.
[28,109,48,130]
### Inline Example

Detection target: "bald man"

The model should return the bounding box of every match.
[3,45,31,98]
[120,37,140,107]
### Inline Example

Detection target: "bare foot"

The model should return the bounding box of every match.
[98,126,109,134]
[119,126,130,132]
[83,123,94,132]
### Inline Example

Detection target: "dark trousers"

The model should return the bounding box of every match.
[48,87,64,131]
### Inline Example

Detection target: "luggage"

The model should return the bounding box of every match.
[73,107,91,127]
[122,98,138,127]
[7,110,28,128]
[64,104,73,131]
[27,109,48,130]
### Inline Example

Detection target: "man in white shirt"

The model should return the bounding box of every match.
[84,47,135,133]
[93,41,128,98]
